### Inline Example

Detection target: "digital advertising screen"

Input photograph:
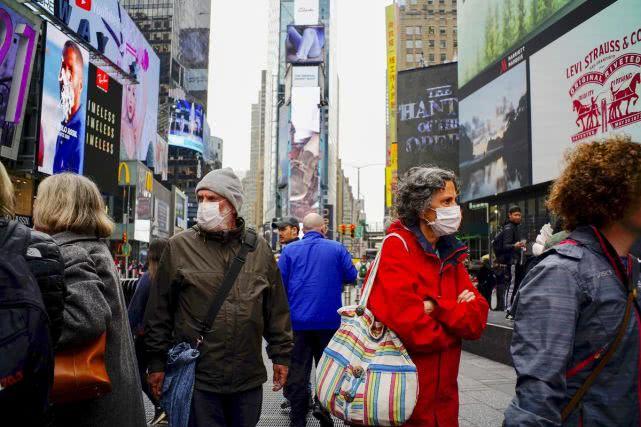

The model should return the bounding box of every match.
[120,12,161,164]
[286,25,325,65]
[51,0,122,65]
[396,63,459,177]
[278,105,291,188]
[459,62,531,202]
[38,24,90,175]
[0,3,38,160]
[530,0,641,184]
[168,99,205,154]
[83,64,122,194]
[458,0,587,88]
[289,86,320,219]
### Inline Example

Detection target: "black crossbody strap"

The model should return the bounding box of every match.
[197,228,258,343]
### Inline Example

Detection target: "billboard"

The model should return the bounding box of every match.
[458,0,587,87]
[120,12,160,163]
[154,135,169,181]
[289,86,320,219]
[174,188,188,231]
[84,64,122,194]
[179,28,209,92]
[294,0,319,25]
[293,66,319,87]
[45,0,122,65]
[38,24,90,175]
[397,63,459,176]
[0,4,38,160]
[286,25,325,65]
[278,105,290,188]
[168,99,205,154]
[459,62,530,202]
[385,4,398,209]
[531,0,641,184]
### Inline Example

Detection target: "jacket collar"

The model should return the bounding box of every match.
[303,231,324,240]
[194,217,245,243]
[569,226,612,255]
[401,220,465,260]
[52,231,101,246]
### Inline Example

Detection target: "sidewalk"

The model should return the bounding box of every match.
[257,351,516,427]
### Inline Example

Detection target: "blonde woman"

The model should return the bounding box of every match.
[34,173,145,427]
[0,162,65,426]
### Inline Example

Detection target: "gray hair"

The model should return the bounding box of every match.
[395,166,458,226]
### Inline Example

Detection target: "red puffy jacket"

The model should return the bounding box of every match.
[368,221,489,426]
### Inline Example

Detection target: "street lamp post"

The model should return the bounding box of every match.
[347,163,385,257]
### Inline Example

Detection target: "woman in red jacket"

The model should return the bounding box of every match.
[368,166,489,426]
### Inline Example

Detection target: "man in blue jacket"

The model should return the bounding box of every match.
[278,213,357,427]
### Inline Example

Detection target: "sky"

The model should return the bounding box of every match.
[209,0,392,224]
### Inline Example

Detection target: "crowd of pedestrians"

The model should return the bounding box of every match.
[2,135,641,426]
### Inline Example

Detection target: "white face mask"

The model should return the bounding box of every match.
[59,67,74,120]
[197,202,229,232]
[426,206,462,237]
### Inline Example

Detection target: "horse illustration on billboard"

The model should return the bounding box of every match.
[609,73,640,120]
[572,97,600,131]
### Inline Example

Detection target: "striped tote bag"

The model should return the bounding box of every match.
[316,233,418,426]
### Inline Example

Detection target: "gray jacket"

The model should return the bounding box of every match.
[52,232,146,427]
[505,226,641,426]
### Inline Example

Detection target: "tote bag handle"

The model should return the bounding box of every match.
[359,233,408,307]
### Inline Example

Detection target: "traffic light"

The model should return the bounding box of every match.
[122,231,128,243]
[350,224,356,238]
[339,224,346,235]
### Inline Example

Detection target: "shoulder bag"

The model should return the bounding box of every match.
[316,233,418,426]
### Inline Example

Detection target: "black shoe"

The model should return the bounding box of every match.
[280,399,291,410]
[505,312,514,320]
[312,402,334,427]
[150,410,167,425]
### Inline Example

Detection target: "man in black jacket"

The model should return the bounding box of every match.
[502,206,526,318]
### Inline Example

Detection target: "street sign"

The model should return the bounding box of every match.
[355,226,364,239]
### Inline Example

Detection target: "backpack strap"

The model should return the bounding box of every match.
[196,228,258,345]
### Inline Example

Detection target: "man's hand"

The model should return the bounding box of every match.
[457,290,476,304]
[515,241,526,249]
[423,299,436,315]
[273,364,289,392]
[148,372,165,401]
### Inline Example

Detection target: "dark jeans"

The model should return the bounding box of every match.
[289,329,335,426]
[188,386,263,427]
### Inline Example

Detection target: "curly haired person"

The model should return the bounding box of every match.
[505,136,641,426]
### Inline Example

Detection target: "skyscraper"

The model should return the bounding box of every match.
[395,0,458,71]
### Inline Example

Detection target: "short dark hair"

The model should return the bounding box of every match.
[63,40,84,69]
[508,206,521,215]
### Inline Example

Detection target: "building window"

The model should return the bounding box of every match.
[406,27,414,35]
[429,40,435,48]
[440,27,447,36]
[428,0,433,4]
[428,9,434,15]
[428,26,435,35]
[440,0,445,4]
[440,53,447,62]
[406,40,414,48]
[429,53,435,62]
[439,9,445,15]
[407,54,414,63]
[410,0,417,4]
[415,40,423,48]
[440,40,447,49]
[415,26,421,35]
